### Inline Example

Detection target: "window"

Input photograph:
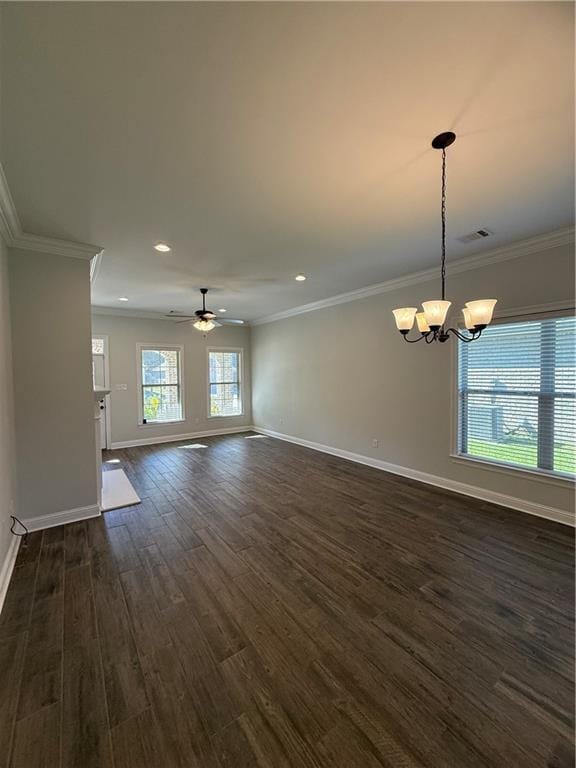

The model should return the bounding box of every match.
[138,346,183,424]
[457,315,575,477]
[92,337,105,355]
[208,349,242,417]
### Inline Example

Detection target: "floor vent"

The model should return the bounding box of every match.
[457,228,494,244]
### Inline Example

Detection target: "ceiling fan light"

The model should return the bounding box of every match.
[415,312,431,333]
[462,307,476,330]
[422,300,451,328]
[392,307,418,331]
[193,319,216,332]
[465,299,497,327]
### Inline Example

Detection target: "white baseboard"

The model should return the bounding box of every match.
[22,503,101,532]
[0,535,21,616]
[252,427,574,527]
[110,426,253,450]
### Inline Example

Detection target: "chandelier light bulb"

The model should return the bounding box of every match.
[462,307,475,330]
[392,307,418,331]
[416,312,431,333]
[421,300,451,329]
[465,299,498,328]
[193,319,216,332]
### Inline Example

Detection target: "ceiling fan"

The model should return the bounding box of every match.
[165,288,244,332]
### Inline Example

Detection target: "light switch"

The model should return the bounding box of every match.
[115,383,128,391]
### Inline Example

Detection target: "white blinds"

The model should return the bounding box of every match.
[457,315,575,476]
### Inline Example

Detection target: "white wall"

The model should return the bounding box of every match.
[252,242,575,521]
[91,314,252,447]
[10,249,97,523]
[0,236,17,576]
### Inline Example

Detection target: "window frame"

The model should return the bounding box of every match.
[451,303,575,487]
[206,347,244,419]
[136,343,185,427]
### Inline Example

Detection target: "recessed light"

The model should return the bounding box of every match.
[154,242,171,252]
[295,274,307,281]
[219,308,227,313]
[118,297,129,302]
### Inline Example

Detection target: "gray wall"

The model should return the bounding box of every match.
[10,249,97,521]
[91,314,252,446]
[252,243,575,516]
[0,236,17,570]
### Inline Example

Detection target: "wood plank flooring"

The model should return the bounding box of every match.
[0,433,574,767]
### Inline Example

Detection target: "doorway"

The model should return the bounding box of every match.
[92,335,111,449]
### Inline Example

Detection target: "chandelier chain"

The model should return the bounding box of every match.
[441,147,446,301]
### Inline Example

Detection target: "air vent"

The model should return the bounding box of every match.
[457,228,494,244]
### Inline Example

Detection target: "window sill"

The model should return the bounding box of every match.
[138,419,186,428]
[207,414,244,419]
[450,453,574,488]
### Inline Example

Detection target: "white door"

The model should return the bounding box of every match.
[93,356,107,448]
[92,336,110,449]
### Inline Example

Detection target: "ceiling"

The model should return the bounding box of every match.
[1,2,573,321]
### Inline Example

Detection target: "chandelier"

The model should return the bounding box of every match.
[392,132,497,343]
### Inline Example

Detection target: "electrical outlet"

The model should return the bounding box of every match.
[372,439,379,448]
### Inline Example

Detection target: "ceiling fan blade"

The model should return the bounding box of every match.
[219,318,245,325]
[174,318,193,324]
[165,312,196,319]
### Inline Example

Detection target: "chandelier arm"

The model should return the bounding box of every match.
[401,331,428,343]
[446,327,482,343]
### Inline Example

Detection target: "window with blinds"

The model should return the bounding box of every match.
[457,315,575,477]
[139,347,184,423]
[208,349,242,417]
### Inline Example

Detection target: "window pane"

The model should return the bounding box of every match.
[465,392,539,469]
[464,322,541,392]
[143,385,182,422]
[555,397,576,474]
[142,349,179,384]
[92,337,104,355]
[210,383,241,416]
[556,318,576,393]
[210,351,239,383]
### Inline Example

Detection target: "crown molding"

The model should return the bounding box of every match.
[0,164,21,243]
[0,161,102,260]
[90,250,103,284]
[10,232,102,260]
[252,227,575,326]
[91,306,175,321]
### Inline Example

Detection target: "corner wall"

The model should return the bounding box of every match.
[251,242,575,523]
[10,249,97,525]
[0,235,18,601]
[91,314,252,447]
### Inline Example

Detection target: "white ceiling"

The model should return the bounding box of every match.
[1,2,573,321]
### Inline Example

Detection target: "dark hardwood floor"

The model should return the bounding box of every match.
[0,433,574,767]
